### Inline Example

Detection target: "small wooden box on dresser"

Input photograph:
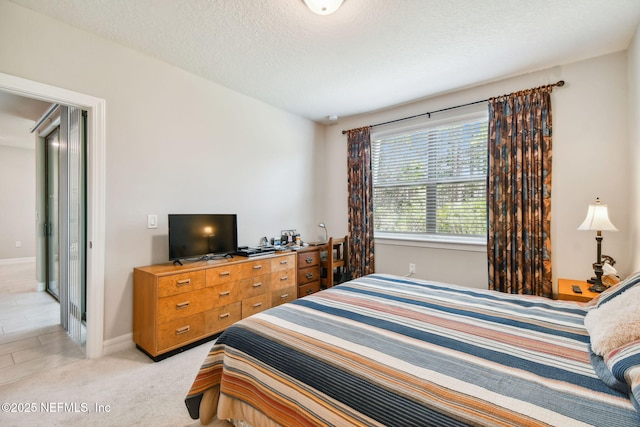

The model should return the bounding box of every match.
[133,252,296,361]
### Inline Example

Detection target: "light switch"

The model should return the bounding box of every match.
[147,214,158,229]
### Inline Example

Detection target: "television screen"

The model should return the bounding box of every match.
[168,214,238,261]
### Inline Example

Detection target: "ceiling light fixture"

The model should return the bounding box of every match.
[302,0,345,15]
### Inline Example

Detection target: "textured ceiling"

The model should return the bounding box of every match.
[6,0,640,123]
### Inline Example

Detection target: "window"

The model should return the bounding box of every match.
[371,112,488,243]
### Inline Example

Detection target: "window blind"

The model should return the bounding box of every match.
[372,115,488,239]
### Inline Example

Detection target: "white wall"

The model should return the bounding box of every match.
[322,52,633,292]
[0,1,322,341]
[0,144,35,260]
[629,24,640,272]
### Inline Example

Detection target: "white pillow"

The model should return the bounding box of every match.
[584,286,640,356]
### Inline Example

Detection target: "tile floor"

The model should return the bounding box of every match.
[0,259,84,386]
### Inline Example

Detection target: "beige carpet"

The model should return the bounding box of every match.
[0,343,217,426]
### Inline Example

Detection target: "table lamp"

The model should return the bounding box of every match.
[318,223,328,242]
[577,197,618,292]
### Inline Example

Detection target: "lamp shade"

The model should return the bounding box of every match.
[303,0,344,15]
[577,198,618,232]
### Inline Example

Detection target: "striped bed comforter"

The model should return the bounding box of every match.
[185,274,638,426]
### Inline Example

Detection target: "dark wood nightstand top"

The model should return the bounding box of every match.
[556,278,600,302]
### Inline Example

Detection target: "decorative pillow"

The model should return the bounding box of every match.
[593,270,640,308]
[584,286,640,356]
[604,340,640,411]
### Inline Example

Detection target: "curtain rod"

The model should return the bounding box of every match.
[341,80,565,135]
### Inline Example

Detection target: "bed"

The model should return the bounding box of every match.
[185,273,640,426]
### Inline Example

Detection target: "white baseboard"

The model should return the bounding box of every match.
[0,257,36,265]
[102,333,135,355]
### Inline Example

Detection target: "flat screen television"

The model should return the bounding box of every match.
[168,214,238,262]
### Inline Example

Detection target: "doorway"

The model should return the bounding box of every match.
[0,71,105,359]
[0,95,87,384]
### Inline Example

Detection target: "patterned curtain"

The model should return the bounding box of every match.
[487,86,553,297]
[347,127,375,278]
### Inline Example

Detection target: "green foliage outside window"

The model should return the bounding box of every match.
[372,115,488,239]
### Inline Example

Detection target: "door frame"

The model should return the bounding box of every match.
[0,72,105,359]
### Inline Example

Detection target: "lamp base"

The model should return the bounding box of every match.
[587,277,607,293]
[586,258,607,293]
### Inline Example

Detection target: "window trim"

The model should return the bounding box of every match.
[371,108,487,139]
[371,106,488,246]
[375,233,487,252]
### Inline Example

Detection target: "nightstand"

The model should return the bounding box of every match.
[556,278,600,302]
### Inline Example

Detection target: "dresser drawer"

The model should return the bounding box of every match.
[240,259,272,279]
[271,254,295,272]
[206,264,243,286]
[272,286,296,307]
[208,282,242,308]
[297,250,319,268]
[298,265,320,285]
[270,270,295,290]
[157,312,205,351]
[157,270,205,298]
[205,302,242,332]
[242,293,271,317]
[241,275,271,299]
[298,281,320,298]
[157,288,211,323]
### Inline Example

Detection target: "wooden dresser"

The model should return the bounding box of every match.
[133,252,296,360]
[296,246,322,297]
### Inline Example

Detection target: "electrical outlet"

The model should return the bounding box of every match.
[15,241,22,248]
[409,263,416,274]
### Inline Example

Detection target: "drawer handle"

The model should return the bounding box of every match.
[280,276,288,281]
[176,325,190,335]
[280,293,289,299]
[306,289,313,295]
[252,302,263,308]
[305,257,313,264]
[253,265,263,270]
[176,279,191,286]
[219,271,231,277]
[219,312,230,319]
[279,260,288,265]
[305,273,314,279]
[219,290,231,297]
[176,301,190,309]
[252,282,262,288]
